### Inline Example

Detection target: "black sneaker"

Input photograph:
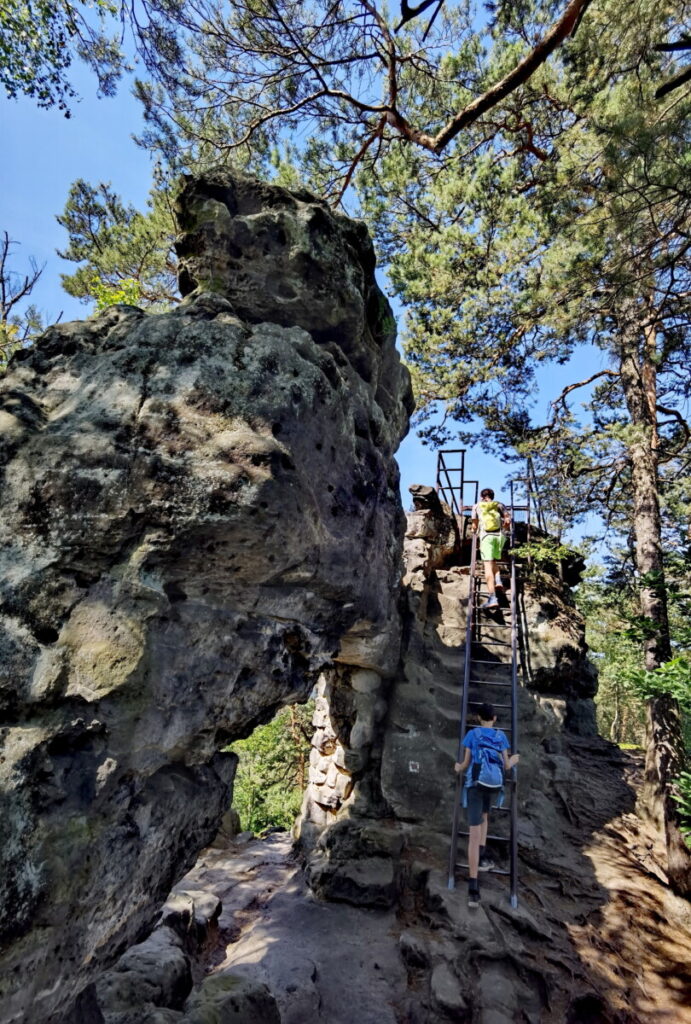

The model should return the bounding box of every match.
[468,887,481,908]
[479,854,496,872]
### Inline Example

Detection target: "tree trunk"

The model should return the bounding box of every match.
[619,311,691,893]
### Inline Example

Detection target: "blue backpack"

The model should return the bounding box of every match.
[463,729,506,805]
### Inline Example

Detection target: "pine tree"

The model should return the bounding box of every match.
[57,179,179,310]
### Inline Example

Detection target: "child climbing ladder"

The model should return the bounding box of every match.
[454,702,520,907]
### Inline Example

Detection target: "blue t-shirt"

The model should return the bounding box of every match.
[462,727,509,785]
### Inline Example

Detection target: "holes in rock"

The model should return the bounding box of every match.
[33,625,59,645]
[567,994,608,1024]
[271,423,283,437]
[163,581,188,604]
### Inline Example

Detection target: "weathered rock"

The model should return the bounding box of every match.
[174,169,411,432]
[182,972,281,1024]
[405,485,459,578]
[0,175,411,1023]
[305,818,403,907]
[430,963,468,1017]
[95,926,192,1018]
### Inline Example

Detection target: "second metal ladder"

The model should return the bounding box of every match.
[441,459,534,907]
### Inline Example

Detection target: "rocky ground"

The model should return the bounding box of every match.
[93,737,691,1024]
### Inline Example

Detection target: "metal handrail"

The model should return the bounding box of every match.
[436,449,466,516]
[509,482,519,908]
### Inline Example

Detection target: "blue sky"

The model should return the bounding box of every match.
[1,62,603,527]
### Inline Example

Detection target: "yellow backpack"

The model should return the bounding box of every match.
[479,500,501,532]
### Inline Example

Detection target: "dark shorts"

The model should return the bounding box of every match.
[466,784,500,826]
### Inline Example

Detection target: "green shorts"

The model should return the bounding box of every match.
[480,533,505,561]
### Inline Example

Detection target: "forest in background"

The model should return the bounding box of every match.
[1,0,690,876]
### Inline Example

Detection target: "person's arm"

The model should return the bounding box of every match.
[502,750,520,771]
[471,504,479,535]
[454,747,471,773]
[501,502,511,531]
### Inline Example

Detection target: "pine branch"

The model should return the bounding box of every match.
[429,0,593,153]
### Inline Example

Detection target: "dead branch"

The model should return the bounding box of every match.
[549,369,619,420]
[0,232,45,321]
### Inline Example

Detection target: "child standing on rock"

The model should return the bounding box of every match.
[454,702,519,907]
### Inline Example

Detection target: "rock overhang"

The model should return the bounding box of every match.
[0,175,412,1023]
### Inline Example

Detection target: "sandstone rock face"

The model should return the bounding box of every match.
[297,490,598,884]
[0,174,411,1023]
[380,496,597,841]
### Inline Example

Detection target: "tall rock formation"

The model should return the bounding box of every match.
[0,172,412,1023]
[298,486,598,902]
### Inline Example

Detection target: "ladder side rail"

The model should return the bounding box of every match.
[436,452,451,510]
[447,529,479,889]
[509,481,519,908]
[442,461,462,515]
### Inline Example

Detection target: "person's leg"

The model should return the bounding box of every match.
[478,812,495,868]
[466,789,483,902]
[484,558,496,597]
[468,823,482,880]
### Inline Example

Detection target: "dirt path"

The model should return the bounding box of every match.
[174,833,408,1024]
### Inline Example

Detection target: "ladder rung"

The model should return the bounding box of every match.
[457,831,510,842]
[456,866,511,875]
[469,680,512,687]
[471,659,511,665]
[468,701,512,708]
[471,639,511,646]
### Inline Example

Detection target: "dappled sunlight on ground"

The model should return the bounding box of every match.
[570,814,691,1022]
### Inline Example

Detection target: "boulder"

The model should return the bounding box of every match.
[182,973,281,1024]
[0,174,411,1023]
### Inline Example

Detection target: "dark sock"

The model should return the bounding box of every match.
[468,877,479,892]
[479,845,486,858]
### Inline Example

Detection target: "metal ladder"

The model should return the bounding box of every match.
[441,459,532,907]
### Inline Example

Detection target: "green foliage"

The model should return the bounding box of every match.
[672,770,691,850]
[228,702,314,834]
[510,536,582,573]
[0,0,125,113]
[577,552,691,746]
[577,570,649,745]
[88,275,144,311]
[622,658,691,711]
[58,179,178,310]
[0,308,44,371]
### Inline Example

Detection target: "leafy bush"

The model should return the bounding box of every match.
[227,701,314,835]
[622,657,691,712]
